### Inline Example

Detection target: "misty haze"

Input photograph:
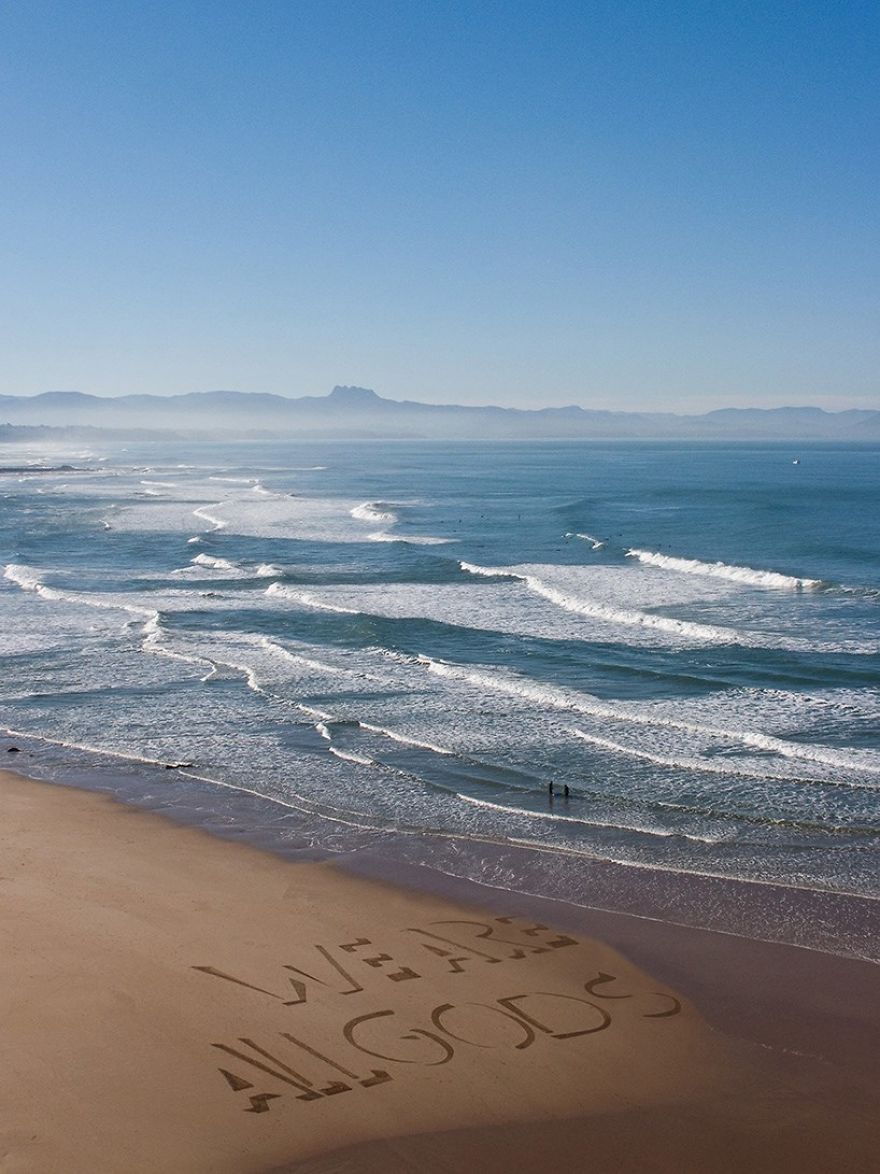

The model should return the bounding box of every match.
[2,385,878,442]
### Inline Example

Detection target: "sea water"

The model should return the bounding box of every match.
[1,439,878,957]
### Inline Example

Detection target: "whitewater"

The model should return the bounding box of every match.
[1,438,878,959]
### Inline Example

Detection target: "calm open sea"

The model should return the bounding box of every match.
[2,439,878,957]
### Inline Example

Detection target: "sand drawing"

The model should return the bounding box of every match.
[195,916,682,1115]
[338,937,422,982]
[585,971,682,1016]
[428,1002,537,1049]
[194,916,578,1003]
[493,993,612,1039]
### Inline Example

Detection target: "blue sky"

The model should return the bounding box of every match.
[1,1,877,410]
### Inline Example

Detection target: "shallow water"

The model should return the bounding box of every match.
[1,439,878,956]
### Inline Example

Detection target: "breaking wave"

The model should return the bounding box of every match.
[267,584,360,614]
[416,654,880,779]
[191,553,238,572]
[460,561,736,643]
[566,532,605,550]
[351,501,398,525]
[457,561,877,653]
[192,504,227,531]
[626,548,822,589]
[367,531,454,545]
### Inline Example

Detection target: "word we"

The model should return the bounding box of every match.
[195,917,578,1009]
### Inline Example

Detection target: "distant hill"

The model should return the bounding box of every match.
[1,386,877,441]
[0,423,177,443]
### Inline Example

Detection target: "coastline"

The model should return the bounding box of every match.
[1,767,878,1172]
[338,846,880,1079]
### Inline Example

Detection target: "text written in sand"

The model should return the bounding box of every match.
[194,916,681,1115]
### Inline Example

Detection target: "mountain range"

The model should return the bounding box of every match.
[1,386,878,441]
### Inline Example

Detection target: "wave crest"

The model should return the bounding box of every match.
[626,548,822,589]
[351,501,398,525]
[191,553,238,572]
[459,561,735,643]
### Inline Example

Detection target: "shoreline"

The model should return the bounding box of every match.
[2,767,878,1172]
[4,732,878,965]
[336,846,880,1080]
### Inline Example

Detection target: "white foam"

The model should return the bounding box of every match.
[4,563,156,622]
[328,746,375,766]
[265,581,581,640]
[4,564,46,593]
[627,548,822,590]
[457,561,876,653]
[268,585,361,614]
[351,502,398,525]
[367,531,454,545]
[185,494,375,543]
[10,578,248,641]
[460,561,735,643]
[192,504,227,531]
[299,704,335,721]
[259,579,758,651]
[5,565,219,679]
[359,721,454,756]
[454,792,726,844]
[569,727,817,784]
[191,553,238,572]
[0,726,185,772]
[417,655,880,778]
[253,635,359,678]
[0,587,122,655]
[140,613,216,673]
[110,481,449,546]
[566,532,605,550]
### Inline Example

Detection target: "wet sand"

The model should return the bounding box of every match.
[1,769,877,1173]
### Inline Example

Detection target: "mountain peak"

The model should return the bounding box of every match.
[327,385,381,404]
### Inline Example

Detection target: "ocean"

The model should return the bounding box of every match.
[2,439,878,959]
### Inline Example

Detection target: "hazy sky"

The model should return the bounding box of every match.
[1,1,877,411]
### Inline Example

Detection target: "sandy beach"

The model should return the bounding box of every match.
[1,767,878,1173]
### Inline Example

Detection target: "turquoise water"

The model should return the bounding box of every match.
[1,439,878,954]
